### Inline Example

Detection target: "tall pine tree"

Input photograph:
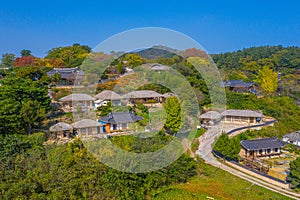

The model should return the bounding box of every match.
[164,96,181,134]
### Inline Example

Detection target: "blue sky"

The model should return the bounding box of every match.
[0,0,299,57]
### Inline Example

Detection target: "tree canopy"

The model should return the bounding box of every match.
[1,53,15,68]
[0,77,51,134]
[46,43,91,68]
[164,96,181,134]
[288,157,300,188]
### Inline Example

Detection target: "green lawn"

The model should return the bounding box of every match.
[153,162,293,200]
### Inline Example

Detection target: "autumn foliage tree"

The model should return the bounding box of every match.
[14,56,35,67]
[255,66,278,95]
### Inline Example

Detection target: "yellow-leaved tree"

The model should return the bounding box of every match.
[255,66,278,95]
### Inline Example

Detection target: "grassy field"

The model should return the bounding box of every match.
[153,162,293,200]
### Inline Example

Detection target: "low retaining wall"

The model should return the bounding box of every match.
[225,161,290,189]
[226,119,277,136]
[212,150,290,189]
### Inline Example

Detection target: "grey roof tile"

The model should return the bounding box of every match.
[241,137,286,150]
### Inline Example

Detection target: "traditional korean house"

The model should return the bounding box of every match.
[123,90,164,104]
[99,112,143,133]
[46,67,84,85]
[282,130,300,147]
[59,93,95,112]
[221,109,263,124]
[94,90,123,107]
[49,122,73,139]
[222,80,257,94]
[239,137,286,159]
[199,111,221,126]
[72,119,104,136]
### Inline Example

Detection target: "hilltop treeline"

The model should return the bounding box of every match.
[212,45,300,71]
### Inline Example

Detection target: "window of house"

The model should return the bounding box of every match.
[259,149,263,154]
[80,128,86,134]
[267,149,271,154]
[88,128,92,134]
[274,148,278,152]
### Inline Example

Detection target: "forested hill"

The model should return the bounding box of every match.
[211,45,300,71]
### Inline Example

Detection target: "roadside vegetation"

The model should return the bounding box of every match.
[0,45,300,198]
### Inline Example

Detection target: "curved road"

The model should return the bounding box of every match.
[196,126,300,200]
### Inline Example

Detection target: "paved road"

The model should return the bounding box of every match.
[196,126,300,200]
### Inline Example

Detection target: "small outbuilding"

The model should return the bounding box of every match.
[49,122,73,138]
[199,111,221,126]
[282,130,300,147]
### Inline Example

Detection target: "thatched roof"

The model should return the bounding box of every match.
[163,92,176,98]
[95,90,122,100]
[59,93,95,102]
[123,90,163,99]
[221,109,262,118]
[200,111,221,120]
[72,119,101,128]
[49,122,73,132]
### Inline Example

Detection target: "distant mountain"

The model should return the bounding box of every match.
[136,47,178,60]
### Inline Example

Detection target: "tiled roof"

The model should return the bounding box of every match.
[200,111,221,120]
[46,67,84,79]
[283,131,300,142]
[222,80,255,88]
[100,112,143,124]
[95,90,123,100]
[123,90,163,99]
[59,93,95,102]
[221,109,263,118]
[241,137,286,150]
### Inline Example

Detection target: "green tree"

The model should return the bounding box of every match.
[123,53,143,68]
[97,101,112,117]
[46,43,91,68]
[255,66,278,95]
[0,77,51,134]
[50,72,62,84]
[1,53,15,68]
[20,100,46,135]
[164,96,181,134]
[289,157,300,188]
[214,133,241,160]
[15,66,48,81]
[20,49,32,57]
